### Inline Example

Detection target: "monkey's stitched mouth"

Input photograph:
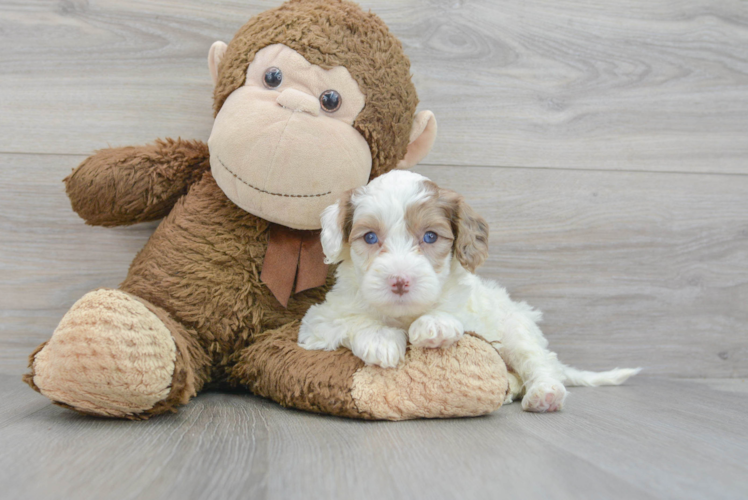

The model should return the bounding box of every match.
[215,155,331,198]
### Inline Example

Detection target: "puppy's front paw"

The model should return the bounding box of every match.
[350,327,407,368]
[408,313,464,349]
[297,322,335,351]
[522,379,567,413]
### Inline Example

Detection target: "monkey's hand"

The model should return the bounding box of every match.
[64,138,210,227]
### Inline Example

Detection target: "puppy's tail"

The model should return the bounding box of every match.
[560,366,641,387]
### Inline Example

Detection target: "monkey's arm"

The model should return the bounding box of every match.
[65,139,211,227]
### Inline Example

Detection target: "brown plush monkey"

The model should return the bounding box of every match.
[23,0,509,420]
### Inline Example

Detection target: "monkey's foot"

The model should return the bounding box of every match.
[234,326,508,421]
[27,290,178,418]
[352,334,506,419]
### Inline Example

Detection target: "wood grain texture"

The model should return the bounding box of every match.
[1,0,747,172]
[1,375,747,500]
[2,153,746,378]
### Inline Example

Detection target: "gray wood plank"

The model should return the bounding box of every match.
[0,374,50,429]
[0,375,746,500]
[2,154,747,377]
[686,377,748,393]
[1,0,747,173]
[512,377,748,500]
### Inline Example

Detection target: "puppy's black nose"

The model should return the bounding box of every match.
[388,276,410,296]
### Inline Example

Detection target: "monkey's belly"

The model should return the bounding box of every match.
[120,172,330,370]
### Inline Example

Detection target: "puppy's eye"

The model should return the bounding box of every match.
[263,67,282,88]
[423,231,438,244]
[320,90,342,112]
[364,232,378,245]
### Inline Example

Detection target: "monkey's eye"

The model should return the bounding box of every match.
[320,90,342,112]
[263,67,282,88]
[364,232,378,245]
[423,231,438,244]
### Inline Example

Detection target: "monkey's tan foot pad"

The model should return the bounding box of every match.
[29,289,177,418]
[351,334,509,420]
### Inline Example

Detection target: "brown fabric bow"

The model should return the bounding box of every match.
[261,224,329,307]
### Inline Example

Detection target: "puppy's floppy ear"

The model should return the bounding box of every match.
[439,188,489,272]
[320,191,354,264]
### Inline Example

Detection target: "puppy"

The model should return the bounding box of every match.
[299,170,640,412]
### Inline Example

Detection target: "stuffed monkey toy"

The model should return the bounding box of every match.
[23,0,509,420]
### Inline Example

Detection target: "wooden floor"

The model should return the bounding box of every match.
[1,0,747,499]
[1,374,747,500]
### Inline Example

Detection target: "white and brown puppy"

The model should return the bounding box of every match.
[299,170,639,412]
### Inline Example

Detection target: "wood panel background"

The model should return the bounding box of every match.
[1,0,747,378]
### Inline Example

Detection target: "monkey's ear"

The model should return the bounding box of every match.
[208,41,228,86]
[397,110,438,169]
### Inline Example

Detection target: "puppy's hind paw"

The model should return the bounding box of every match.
[408,313,464,349]
[522,380,567,413]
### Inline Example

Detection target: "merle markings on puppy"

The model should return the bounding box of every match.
[298,170,640,412]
